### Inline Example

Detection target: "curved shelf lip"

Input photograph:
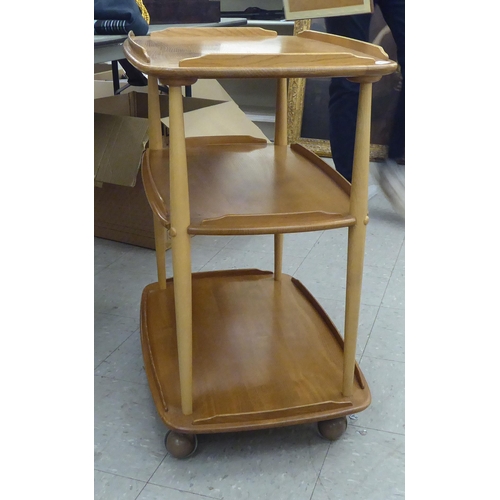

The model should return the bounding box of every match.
[178,52,376,69]
[297,30,390,61]
[126,57,397,80]
[192,400,353,426]
[189,212,356,235]
[184,135,268,147]
[141,150,170,228]
[150,26,279,39]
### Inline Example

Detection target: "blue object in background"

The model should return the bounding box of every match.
[94,0,149,35]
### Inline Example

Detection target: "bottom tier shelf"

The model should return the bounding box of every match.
[141,269,370,434]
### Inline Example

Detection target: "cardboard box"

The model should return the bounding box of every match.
[94,63,147,100]
[94,87,269,249]
[94,174,159,249]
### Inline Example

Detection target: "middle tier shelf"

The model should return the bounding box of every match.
[141,136,356,235]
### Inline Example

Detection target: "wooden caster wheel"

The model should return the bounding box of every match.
[165,431,198,459]
[317,417,347,441]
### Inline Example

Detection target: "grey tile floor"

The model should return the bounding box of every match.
[94,170,405,499]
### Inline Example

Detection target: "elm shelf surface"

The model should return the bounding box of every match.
[123,27,398,80]
[141,270,371,434]
[142,138,356,235]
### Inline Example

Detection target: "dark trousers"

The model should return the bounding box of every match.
[325,0,405,182]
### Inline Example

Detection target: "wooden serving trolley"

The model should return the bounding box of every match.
[123,27,397,458]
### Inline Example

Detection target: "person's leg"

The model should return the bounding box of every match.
[374,0,405,217]
[325,14,371,182]
[377,0,405,161]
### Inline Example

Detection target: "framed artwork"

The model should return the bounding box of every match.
[283,0,373,21]
[287,9,402,161]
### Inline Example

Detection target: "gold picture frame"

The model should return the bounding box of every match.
[287,19,339,158]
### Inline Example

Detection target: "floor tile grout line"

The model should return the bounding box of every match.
[94,373,149,389]
[94,257,126,277]
[196,234,323,274]
[289,232,320,277]
[94,310,142,321]
[291,231,325,277]
[95,310,140,320]
[291,254,309,278]
[94,372,150,387]
[359,240,403,362]
[94,468,148,483]
[94,243,139,277]
[311,477,337,500]
[145,481,222,500]
[94,265,109,278]
[361,353,405,364]
[134,483,149,500]
[396,237,405,259]
[308,440,332,500]
[191,235,235,251]
[348,422,405,436]
[94,468,150,500]
[195,237,239,272]
[94,467,148,500]
[141,442,168,488]
[94,327,140,372]
[359,305,380,361]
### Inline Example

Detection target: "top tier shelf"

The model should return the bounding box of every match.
[123,27,398,80]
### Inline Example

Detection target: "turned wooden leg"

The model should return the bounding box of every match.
[147,76,163,149]
[274,234,283,281]
[153,214,167,289]
[343,82,373,397]
[168,84,193,415]
[274,77,288,146]
[273,77,288,281]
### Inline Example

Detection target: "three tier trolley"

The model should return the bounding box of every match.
[123,26,397,458]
